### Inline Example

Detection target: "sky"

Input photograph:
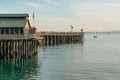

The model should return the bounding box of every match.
[0,0,120,32]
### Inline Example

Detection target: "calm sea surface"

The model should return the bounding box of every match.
[1,32,120,80]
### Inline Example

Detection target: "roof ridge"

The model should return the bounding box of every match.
[0,14,29,17]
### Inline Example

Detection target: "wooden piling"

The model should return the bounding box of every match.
[0,38,38,60]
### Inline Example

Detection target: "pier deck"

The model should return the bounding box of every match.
[35,32,84,46]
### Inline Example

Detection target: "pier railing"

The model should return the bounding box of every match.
[0,34,34,40]
[38,32,84,36]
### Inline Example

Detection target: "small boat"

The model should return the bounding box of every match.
[94,30,97,38]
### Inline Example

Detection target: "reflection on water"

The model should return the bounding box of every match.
[0,57,38,80]
[37,43,85,80]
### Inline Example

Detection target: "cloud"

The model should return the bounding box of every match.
[68,2,120,29]
[44,0,52,4]
[25,2,39,8]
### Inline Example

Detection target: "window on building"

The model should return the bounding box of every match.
[15,28,18,34]
[1,28,4,34]
[10,28,14,34]
[6,28,9,34]
[20,28,23,34]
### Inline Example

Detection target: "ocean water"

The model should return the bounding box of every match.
[1,32,120,80]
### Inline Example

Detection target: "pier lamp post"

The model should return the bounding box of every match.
[70,25,73,33]
[81,28,83,33]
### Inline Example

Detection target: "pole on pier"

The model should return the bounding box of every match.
[70,25,73,33]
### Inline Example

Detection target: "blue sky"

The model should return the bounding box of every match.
[0,0,120,32]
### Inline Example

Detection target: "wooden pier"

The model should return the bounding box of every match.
[0,35,38,60]
[35,30,84,46]
[0,14,84,60]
